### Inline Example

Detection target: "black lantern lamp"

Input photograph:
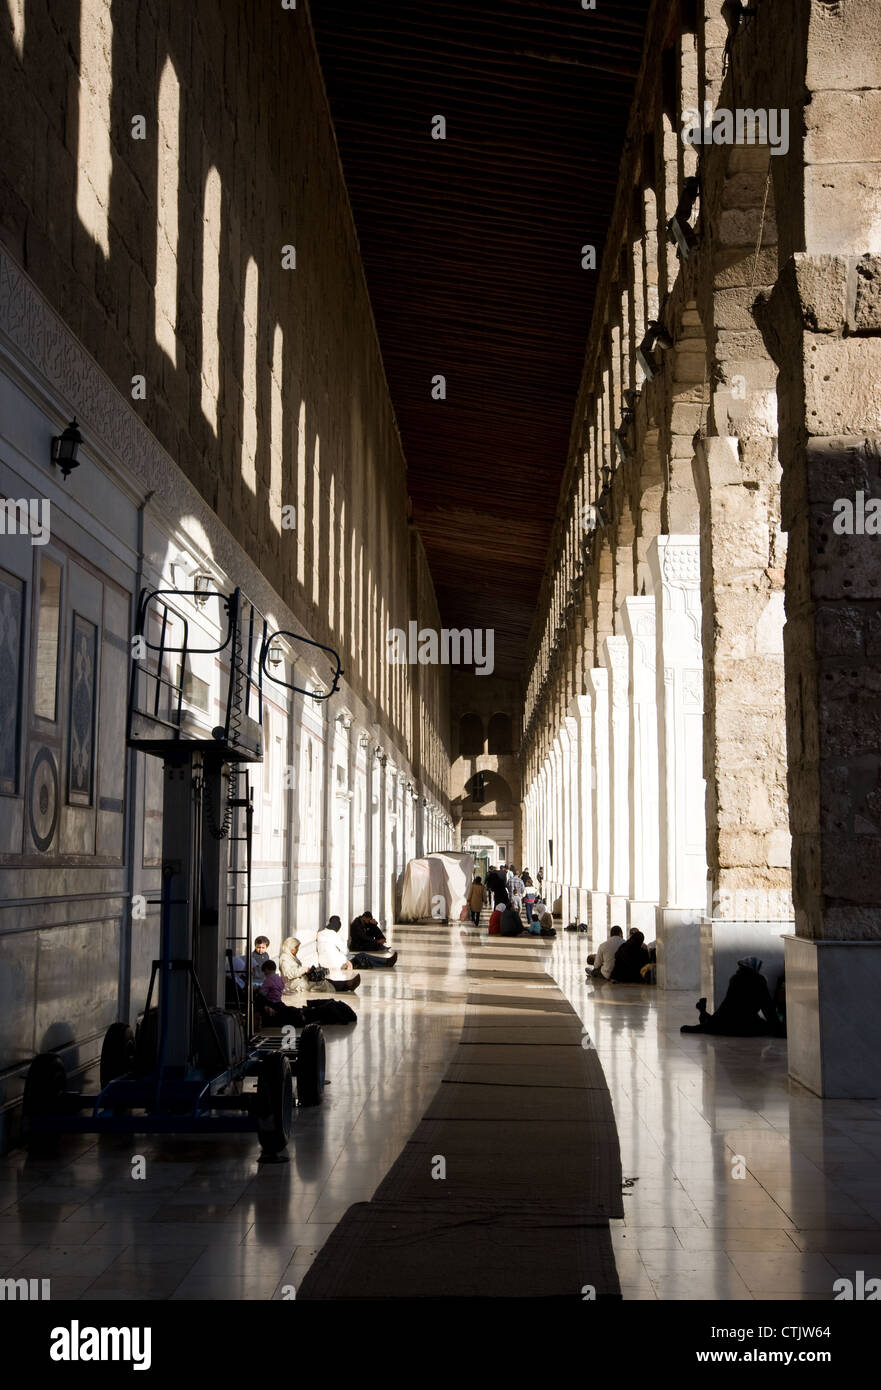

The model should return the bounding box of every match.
[51,418,83,480]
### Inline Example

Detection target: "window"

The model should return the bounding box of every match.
[0,569,24,793]
[34,556,62,721]
[487,712,513,754]
[458,712,484,757]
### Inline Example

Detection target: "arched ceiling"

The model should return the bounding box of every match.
[310,0,651,679]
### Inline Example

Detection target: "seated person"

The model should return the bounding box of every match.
[611,928,650,982]
[324,914,396,971]
[254,959,308,1024]
[681,957,784,1036]
[251,935,270,979]
[349,910,388,953]
[488,905,503,935]
[537,910,557,938]
[500,904,526,936]
[587,925,624,979]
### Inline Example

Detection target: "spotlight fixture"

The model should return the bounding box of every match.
[50,417,83,480]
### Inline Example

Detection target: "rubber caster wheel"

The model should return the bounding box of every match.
[100,1022,136,1087]
[256,1052,293,1154]
[296,1023,326,1107]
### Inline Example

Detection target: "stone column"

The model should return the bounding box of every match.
[648,535,708,988]
[587,666,610,944]
[731,0,881,1095]
[570,695,594,924]
[560,718,577,918]
[622,597,660,934]
[603,635,630,931]
[377,754,388,928]
[550,740,562,901]
[758,264,881,1094]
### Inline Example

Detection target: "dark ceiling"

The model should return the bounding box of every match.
[310,0,651,680]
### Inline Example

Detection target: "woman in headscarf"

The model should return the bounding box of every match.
[680,957,783,1036]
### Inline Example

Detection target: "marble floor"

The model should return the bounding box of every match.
[1,921,879,1300]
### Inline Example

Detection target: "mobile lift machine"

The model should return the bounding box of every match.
[22,584,343,1159]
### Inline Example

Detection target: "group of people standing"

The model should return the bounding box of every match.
[466,863,556,937]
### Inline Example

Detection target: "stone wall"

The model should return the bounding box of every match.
[0,0,449,783]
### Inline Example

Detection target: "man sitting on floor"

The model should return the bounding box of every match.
[587,925,624,979]
[349,910,389,953]
[610,928,651,982]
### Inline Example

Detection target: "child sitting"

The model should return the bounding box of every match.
[254,958,305,1025]
[251,935,271,983]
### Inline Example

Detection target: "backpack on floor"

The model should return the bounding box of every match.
[304,998,357,1025]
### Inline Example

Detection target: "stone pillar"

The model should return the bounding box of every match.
[622,597,660,934]
[758,264,881,1092]
[648,535,708,988]
[587,666,610,944]
[692,435,794,1005]
[603,635,630,931]
[560,718,577,918]
[551,739,563,901]
[377,754,388,928]
[570,695,594,924]
[732,0,881,1095]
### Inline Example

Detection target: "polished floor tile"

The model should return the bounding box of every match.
[3,917,879,1301]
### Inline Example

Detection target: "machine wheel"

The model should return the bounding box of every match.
[256,1052,293,1153]
[22,1053,67,1137]
[100,1022,135,1088]
[296,1023,326,1107]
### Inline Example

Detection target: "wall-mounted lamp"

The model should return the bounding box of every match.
[51,418,83,480]
[667,176,701,261]
[267,642,283,669]
[637,333,660,381]
[623,388,641,411]
[613,427,631,464]
[193,572,212,606]
[649,319,674,351]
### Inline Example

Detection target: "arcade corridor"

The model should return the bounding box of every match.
[1,0,880,1330]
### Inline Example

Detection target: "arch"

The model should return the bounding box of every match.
[487,711,512,755]
[458,711,484,757]
[462,771,512,815]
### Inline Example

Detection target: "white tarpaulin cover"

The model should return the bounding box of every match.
[398,851,475,922]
